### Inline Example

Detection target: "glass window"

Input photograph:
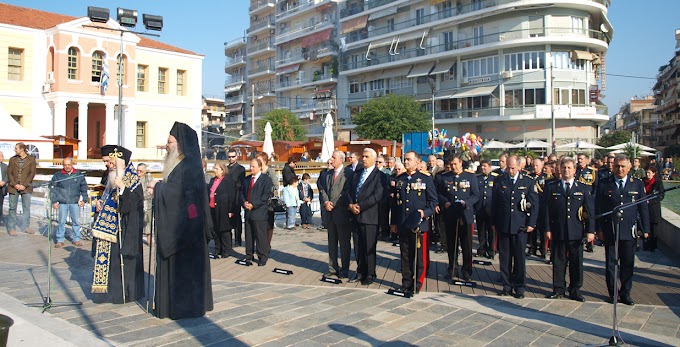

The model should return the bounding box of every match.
[137,65,147,92]
[8,48,23,81]
[525,89,535,105]
[136,122,146,148]
[177,70,186,96]
[91,51,103,82]
[68,47,78,80]
[158,67,167,94]
[350,80,359,93]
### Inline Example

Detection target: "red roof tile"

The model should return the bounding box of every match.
[0,3,199,56]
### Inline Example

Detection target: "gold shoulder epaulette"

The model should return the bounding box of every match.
[465,169,475,174]
[419,170,431,176]
[491,172,499,176]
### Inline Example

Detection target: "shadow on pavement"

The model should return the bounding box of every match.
[328,324,416,347]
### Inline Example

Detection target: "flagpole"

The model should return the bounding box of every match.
[118,30,124,146]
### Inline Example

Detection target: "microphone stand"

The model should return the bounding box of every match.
[25,173,86,312]
[591,185,678,346]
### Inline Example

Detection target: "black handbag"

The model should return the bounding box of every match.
[271,197,286,213]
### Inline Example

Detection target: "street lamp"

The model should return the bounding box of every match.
[427,77,437,155]
[86,6,163,147]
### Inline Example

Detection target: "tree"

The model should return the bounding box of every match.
[598,130,631,148]
[256,109,307,141]
[352,94,430,142]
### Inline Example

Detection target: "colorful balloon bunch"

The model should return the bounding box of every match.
[428,130,483,160]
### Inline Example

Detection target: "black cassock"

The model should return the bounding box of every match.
[92,184,145,304]
[153,159,213,320]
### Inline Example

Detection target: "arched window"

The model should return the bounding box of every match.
[67,47,78,80]
[91,51,104,82]
[117,54,126,85]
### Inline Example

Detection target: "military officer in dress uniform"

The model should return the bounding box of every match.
[576,153,598,252]
[492,153,508,176]
[391,151,438,295]
[492,155,539,299]
[595,155,650,306]
[475,159,497,259]
[527,158,549,259]
[597,154,615,182]
[436,154,479,282]
[543,157,595,302]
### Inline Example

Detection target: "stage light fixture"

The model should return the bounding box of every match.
[87,6,110,23]
[117,8,138,28]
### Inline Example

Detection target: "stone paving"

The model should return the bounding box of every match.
[1,197,680,346]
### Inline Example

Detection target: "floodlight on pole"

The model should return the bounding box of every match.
[117,8,138,28]
[87,6,110,23]
[143,14,163,31]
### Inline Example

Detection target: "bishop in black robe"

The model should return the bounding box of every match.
[152,122,213,320]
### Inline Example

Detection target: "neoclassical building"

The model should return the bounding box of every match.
[0,3,204,159]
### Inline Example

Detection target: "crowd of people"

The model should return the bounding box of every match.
[0,133,670,320]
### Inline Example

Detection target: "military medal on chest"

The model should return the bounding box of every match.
[416,178,423,196]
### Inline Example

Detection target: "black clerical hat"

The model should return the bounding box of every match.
[169,121,200,159]
[403,211,423,232]
[101,145,132,165]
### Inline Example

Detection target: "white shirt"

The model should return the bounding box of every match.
[251,172,261,184]
[562,178,575,192]
[362,165,375,178]
[616,175,628,190]
[510,172,519,184]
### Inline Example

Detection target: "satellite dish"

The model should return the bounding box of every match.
[600,23,609,33]
[239,130,244,136]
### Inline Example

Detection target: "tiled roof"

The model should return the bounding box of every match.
[0,3,199,56]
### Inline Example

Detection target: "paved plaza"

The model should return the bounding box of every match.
[1,198,680,346]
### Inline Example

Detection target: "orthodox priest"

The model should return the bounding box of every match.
[149,122,213,319]
[91,145,145,304]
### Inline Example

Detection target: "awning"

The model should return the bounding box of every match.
[380,65,413,79]
[430,62,454,75]
[368,7,397,21]
[276,63,300,75]
[302,28,332,47]
[591,53,601,65]
[224,84,244,93]
[225,104,243,113]
[429,0,449,4]
[399,31,428,42]
[407,62,434,78]
[452,85,498,98]
[341,15,369,34]
[571,50,594,61]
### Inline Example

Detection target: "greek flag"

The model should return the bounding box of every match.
[100,54,109,96]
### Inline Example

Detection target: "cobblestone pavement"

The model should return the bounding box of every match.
[1,198,680,346]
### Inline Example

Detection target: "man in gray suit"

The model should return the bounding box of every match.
[0,152,7,226]
[319,150,353,278]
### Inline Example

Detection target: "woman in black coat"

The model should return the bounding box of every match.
[207,162,236,258]
[643,166,664,252]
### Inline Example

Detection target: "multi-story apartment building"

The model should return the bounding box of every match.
[0,3,203,160]
[201,96,228,152]
[618,96,658,148]
[224,36,248,137]
[653,49,680,150]
[337,0,612,145]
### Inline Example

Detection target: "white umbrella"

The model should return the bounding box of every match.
[320,113,334,162]
[262,122,274,159]
[484,140,514,149]
[606,142,657,152]
[638,151,656,157]
[513,140,551,148]
[556,140,603,149]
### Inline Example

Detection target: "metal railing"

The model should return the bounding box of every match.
[341,0,401,18]
[278,73,337,89]
[224,75,246,86]
[250,64,276,74]
[224,37,247,49]
[343,27,609,71]
[225,55,246,68]
[277,0,334,20]
[276,19,334,44]
[248,18,275,33]
[225,96,245,104]
[247,39,275,53]
[249,0,275,12]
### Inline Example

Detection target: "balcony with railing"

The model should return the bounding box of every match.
[248,17,275,35]
[247,39,276,56]
[249,0,275,15]
[342,27,609,72]
[225,95,246,105]
[283,99,333,112]
[250,63,276,77]
[276,18,335,45]
[276,44,338,67]
[225,114,245,124]
[340,0,403,19]
[224,55,246,72]
[224,37,247,54]
[276,0,335,21]
[224,75,246,87]
[277,73,338,91]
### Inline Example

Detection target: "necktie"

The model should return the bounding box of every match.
[333,170,339,182]
[618,179,624,191]
[565,182,571,196]
[356,170,368,196]
[248,176,255,201]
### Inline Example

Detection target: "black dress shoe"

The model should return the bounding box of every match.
[361,276,374,285]
[258,260,267,267]
[324,272,338,277]
[514,292,525,299]
[570,292,586,302]
[349,274,364,283]
[394,287,413,295]
[236,240,242,247]
[606,296,616,304]
[461,273,471,281]
[546,292,565,299]
[620,296,635,306]
[498,291,511,296]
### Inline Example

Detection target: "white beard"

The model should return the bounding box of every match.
[163,147,182,180]
[106,169,117,191]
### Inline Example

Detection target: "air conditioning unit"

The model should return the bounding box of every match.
[462,76,469,84]
[41,83,51,93]
[501,71,513,79]
[47,71,55,84]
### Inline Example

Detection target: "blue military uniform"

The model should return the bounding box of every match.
[436,169,479,281]
[492,172,539,298]
[527,172,549,258]
[543,179,595,299]
[391,170,437,293]
[576,166,598,192]
[475,171,498,258]
[595,175,650,303]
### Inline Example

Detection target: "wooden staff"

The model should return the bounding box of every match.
[146,202,155,313]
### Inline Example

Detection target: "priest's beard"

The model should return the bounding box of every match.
[163,147,182,180]
[106,169,117,191]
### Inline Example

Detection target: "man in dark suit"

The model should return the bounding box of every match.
[436,154,479,282]
[0,152,7,226]
[492,155,539,299]
[543,157,595,302]
[475,159,498,259]
[240,157,273,266]
[492,153,508,175]
[317,158,333,230]
[319,151,353,278]
[347,148,383,285]
[391,151,437,294]
[596,155,650,306]
[527,157,549,259]
[226,148,246,246]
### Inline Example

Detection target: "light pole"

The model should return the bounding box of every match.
[427,77,437,155]
[86,7,163,147]
[550,64,556,154]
